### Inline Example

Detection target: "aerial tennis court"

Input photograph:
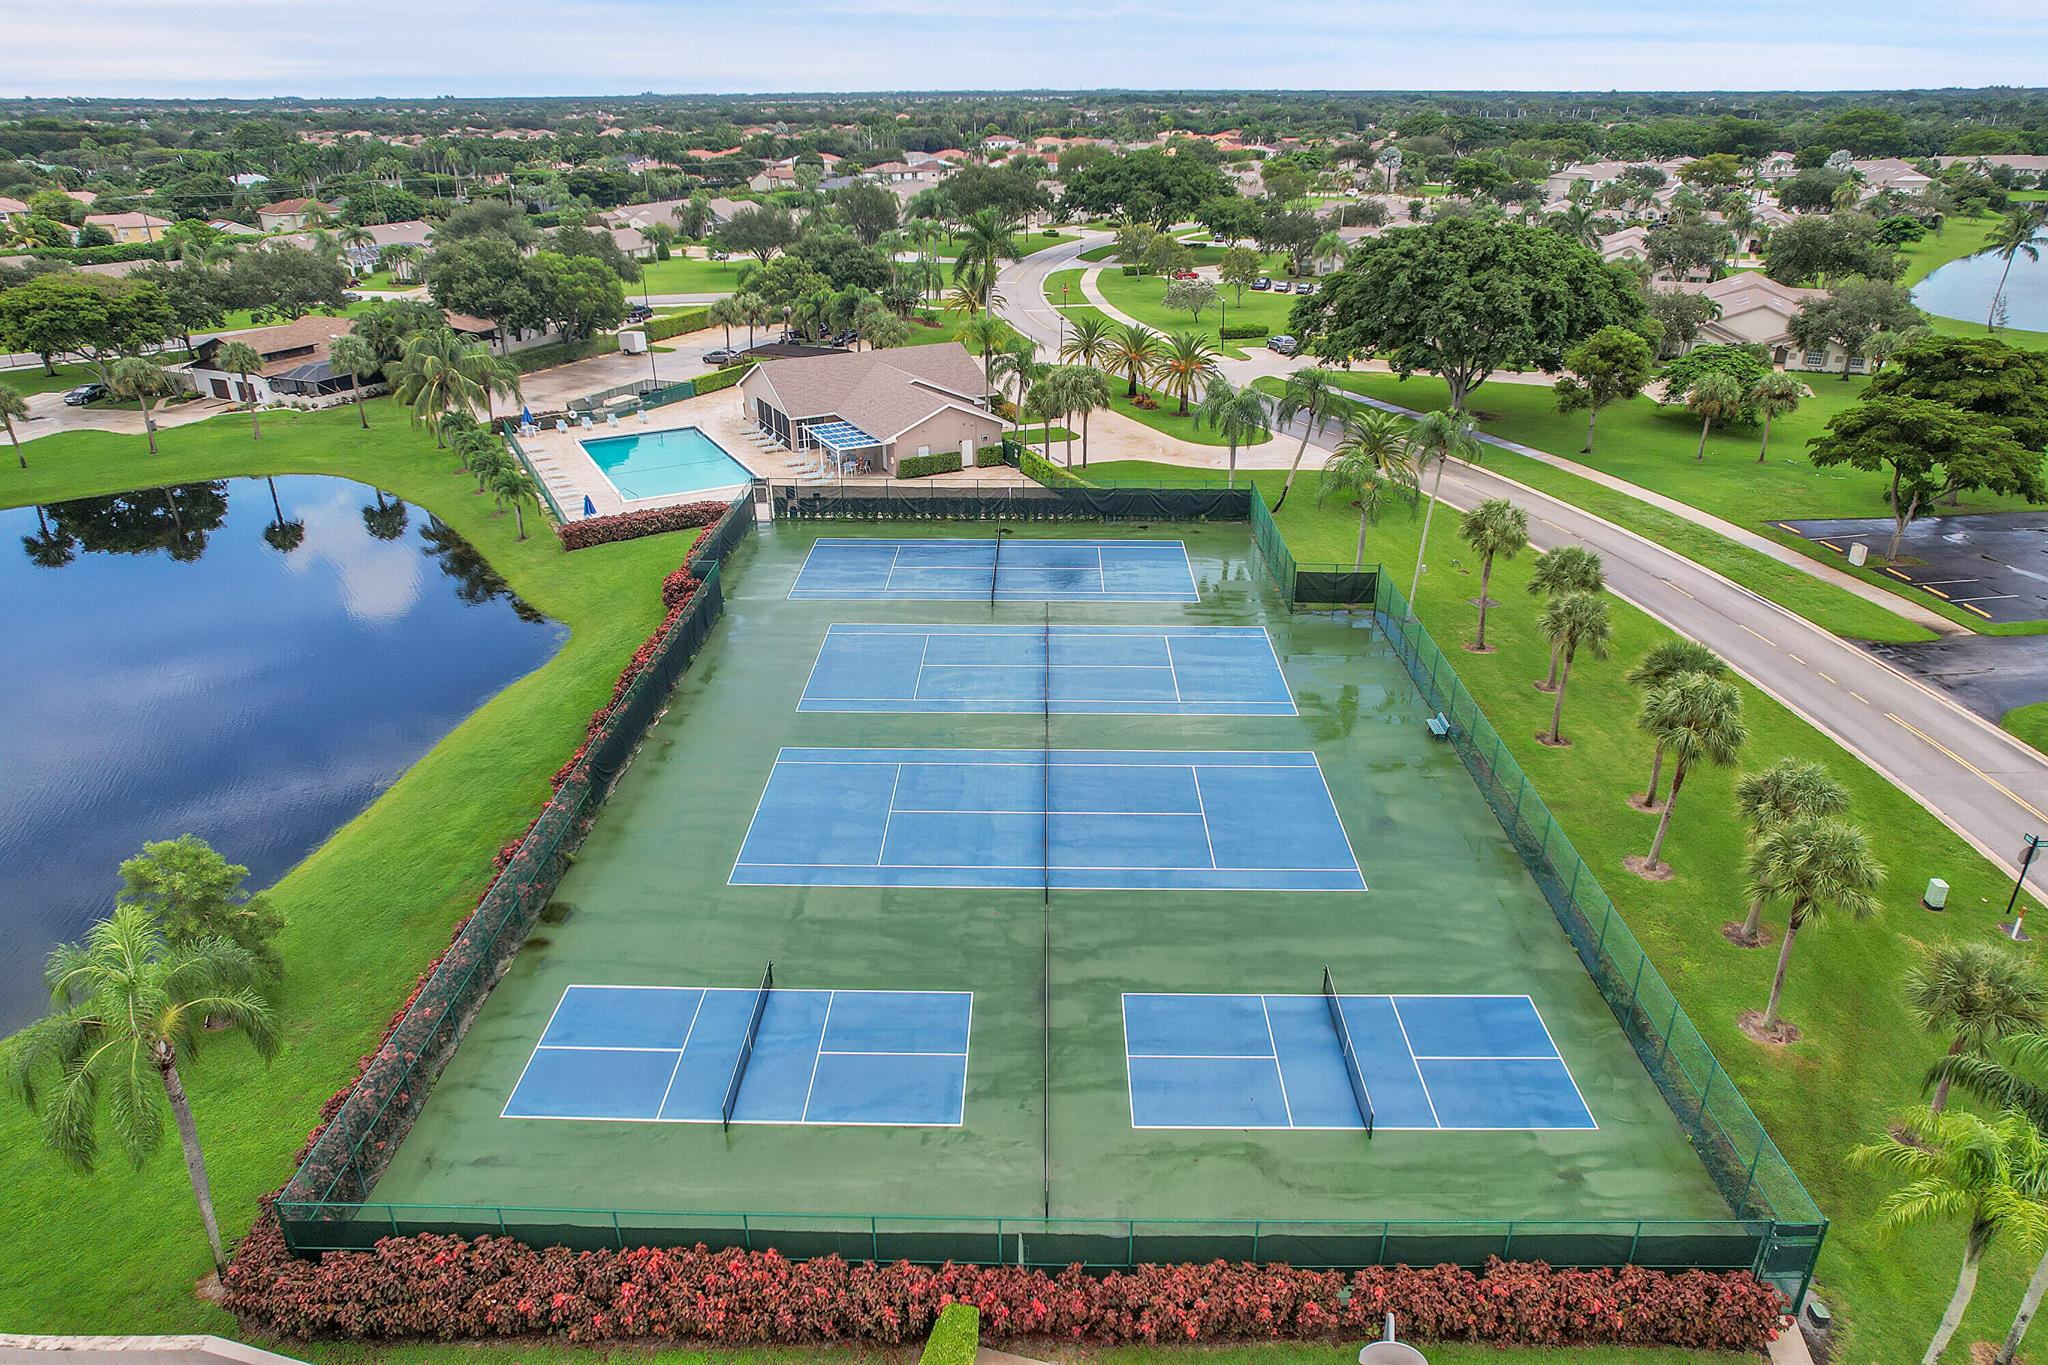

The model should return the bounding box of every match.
[789,537,1199,601]
[365,520,1735,1242]
[730,747,1365,891]
[1123,990,1594,1131]
[503,982,971,1127]
[799,623,1296,716]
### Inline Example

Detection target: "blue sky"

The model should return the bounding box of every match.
[6,0,2044,98]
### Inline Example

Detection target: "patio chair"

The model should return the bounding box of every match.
[555,419,570,433]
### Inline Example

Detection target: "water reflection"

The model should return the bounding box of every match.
[0,475,564,1032]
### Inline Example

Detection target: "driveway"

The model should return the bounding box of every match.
[14,388,232,444]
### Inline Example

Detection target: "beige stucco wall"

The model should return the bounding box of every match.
[886,406,1005,471]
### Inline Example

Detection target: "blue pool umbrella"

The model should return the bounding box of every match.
[521,406,534,427]
[583,495,596,518]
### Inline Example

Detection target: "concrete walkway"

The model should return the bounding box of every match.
[0,1338,306,1365]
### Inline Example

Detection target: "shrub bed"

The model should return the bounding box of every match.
[973,444,1006,468]
[1120,264,1141,276]
[222,1228,1783,1353]
[556,499,730,551]
[691,362,749,396]
[1022,449,1087,488]
[645,308,710,342]
[1220,323,1270,340]
[897,451,963,479]
[513,335,619,374]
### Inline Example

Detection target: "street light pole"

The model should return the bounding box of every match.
[2004,833,2045,941]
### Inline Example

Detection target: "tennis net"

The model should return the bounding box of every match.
[991,527,1007,608]
[1323,965,1375,1137]
[721,960,774,1130]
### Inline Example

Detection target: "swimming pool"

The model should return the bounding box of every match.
[581,426,754,500]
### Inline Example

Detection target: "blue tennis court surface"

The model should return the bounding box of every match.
[788,538,1199,602]
[731,748,1364,892]
[1123,993,1594,1131]
[799,624,1295,716]
[503,985,971,1126]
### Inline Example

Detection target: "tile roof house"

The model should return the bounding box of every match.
[1668,273,1855,372]
[0,195,28,223]
[256,198,338,232]
[737,343,1001,475]
[183,311,500,407]
[82,211,172,244]
[1852,158,1934,195]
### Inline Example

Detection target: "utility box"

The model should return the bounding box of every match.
[1924,877,1950,910]
[619,329,648,354]
[1848,542,1869,567]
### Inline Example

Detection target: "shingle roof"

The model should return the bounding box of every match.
[747,345,995,442]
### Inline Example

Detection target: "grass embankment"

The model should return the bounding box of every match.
[1304,368,2046,637]
[635,252,754,294]
[0,401,691,1331]
[1090,456,2046,1365]
[2004,701,2048,756]
[1092,268,1301,359]
[1897,211,2048,351]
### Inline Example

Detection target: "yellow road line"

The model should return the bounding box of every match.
[1884,568,1912,581]
[1888,712,2048,823]
[1741,624,1774,645]
[1819,672,1837,685]
[1817,540,1845,553]
[1963,602,1994,620]
[1925,586,1952,600]
[1851,691,1870,704]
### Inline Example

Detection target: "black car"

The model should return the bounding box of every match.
[1250,277,1271,291]
[63,383,107,406]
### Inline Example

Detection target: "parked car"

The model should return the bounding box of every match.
[1295,281,1316,297]
[1266,335,1299,356]
[702,348,742,367]
[1169,268,1199,280]
[625,304,654,324]
[1250,277,1271,291]
[62,383,107,406]
[708,249,731,261]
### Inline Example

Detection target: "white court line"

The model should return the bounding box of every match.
[875,764,905,866]
[1261,996,1296,1127]
[1189,768,1220,869]
[499,987,580,1118]
[1163,636,1185,702]
[653,990,709,1119]
[799,991,836,1122]
[1386,999,1443,1130]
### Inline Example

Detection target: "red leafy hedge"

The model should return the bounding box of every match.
[556,499,730,551]
[224,1225,1784,1351]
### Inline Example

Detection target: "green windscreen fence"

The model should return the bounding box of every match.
[1368,574,1826,1308]
[1249,487,1377,608]
[277,492,754,1233]
[772,480,1250,522]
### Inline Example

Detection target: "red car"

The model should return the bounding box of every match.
[1169,268,1199,280]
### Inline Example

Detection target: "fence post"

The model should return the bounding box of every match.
[872,1216,880,1264]
[1626,1222,1642,1265]
[742,1212,752,1251]
[1737,1143,1766,1214]
[1656,1000,1681,1070]
[613,1210,624,1249]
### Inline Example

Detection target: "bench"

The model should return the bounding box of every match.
[1424,712,1451,739]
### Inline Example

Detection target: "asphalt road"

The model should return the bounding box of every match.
[995,234,2048,886]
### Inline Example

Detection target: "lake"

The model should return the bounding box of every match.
[1913,232,2048,332]
[0,475,565,1033]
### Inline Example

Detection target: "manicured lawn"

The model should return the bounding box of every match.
[1093,267,1302,358]
[1104,379,1266,448]
[2005,700,2048,756]
[351,269,421,291]
[216,298,378,332]
[1090,456,2046,1365]
[1313,369,2042,634]
[635,251,755,294]
[0,402,693,1331]
[1897,212,2048,351]
[915,230,1078,261]
[1,358,119,397]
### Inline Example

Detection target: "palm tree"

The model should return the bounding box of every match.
[953,209,1020,311]
[1404,409,1483,609]
[1318,410,1419,570]
[1060,365,1112,468]
[1270,367,1342,512]
[708,296,746,351]
[1549,203,1600,250]
[213,341,266,440]
[1749,372,1803,463]
[388,327,520,445]
[1539,591,1612,745]
[1527,546,1606,689]
[109,358,177,455]
[1749,813,1883,1032]
[1021,378,1061,452]
[0,382,27,469]
[1850,1108,2048,1365]
[737,291,772,346]
[1459,499,1529,652]
[1909,942,2048,1115]
[1104,322,1163,400]
[380,243,422,284]
[1059,315,1113,369]
[1625,640,1729,807]
[960,314,1010,391]
[327,334,375,430]
[1685,371,1743,461]
[5,905,279,1279]
[1153,330,1220,416]
[1931,1036,2048,1364]
[335,222,374,269]
[989,336,1042,416]
[1979,204,2048,332]
[1196,378,1272,489]
[489,461,538,540]
[1640,673,1746,874]
[1731,759,1850,943]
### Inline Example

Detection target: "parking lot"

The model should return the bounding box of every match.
[1777,512,2048,624]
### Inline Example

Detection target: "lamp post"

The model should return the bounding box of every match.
[2003,833,2045,941]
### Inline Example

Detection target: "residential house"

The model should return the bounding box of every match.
[207,219,260,235]
[63,190,97,208]
[1852,159,1933,196]
[183,311,500,407]
[256,198,338,232]
[1756,152,1799,182]
[0,196,27,224]
[82,211,171,244]
[738,344,1001,476]
[345,219,433,273]
[1935,154,2048,183]
[1597,225,1713,282]
[604,196,750,236]
[1668,274,1854,373]
[980,136,1022,159]
[608,225,654,260]
[1540,159,1687,204]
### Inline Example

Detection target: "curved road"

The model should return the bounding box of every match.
[997,234,2048,884]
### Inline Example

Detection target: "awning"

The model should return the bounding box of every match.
[807,420,881,451]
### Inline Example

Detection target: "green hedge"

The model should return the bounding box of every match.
[897,451,963,479]
[512,335,619,373]
[974,443,1006,467]
[28,240,172,265]
[646,307,710,342]
[1220,323,1270,340]
[1021,448,1088,488]
[1120,264,1141,276]
[692,362,749,396]
[918,1303,980,1365]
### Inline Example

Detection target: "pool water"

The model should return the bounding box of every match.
[582,426,753,500]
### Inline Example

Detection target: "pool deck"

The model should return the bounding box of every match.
[517,388,1030,519]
